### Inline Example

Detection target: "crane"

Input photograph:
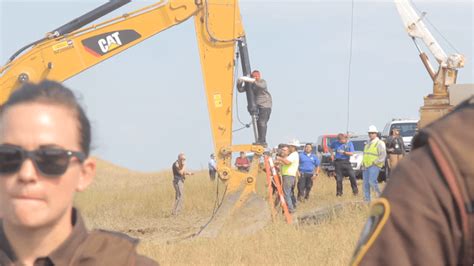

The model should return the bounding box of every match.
[394,0,470,128]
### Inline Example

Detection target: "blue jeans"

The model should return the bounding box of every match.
[282,175,296,212]
[363,166,381,202]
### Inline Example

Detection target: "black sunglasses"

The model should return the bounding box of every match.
[0,144,86,177]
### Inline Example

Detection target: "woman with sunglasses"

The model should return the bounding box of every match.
[0,81,157,265]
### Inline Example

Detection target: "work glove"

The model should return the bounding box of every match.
[238,76,256,83]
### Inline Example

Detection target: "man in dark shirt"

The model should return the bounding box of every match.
[238,70,272,146]
[328,133,359,197]
[385,128,406,175]
[172,153,193,216]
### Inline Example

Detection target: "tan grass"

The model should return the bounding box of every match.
[75,158,376,265]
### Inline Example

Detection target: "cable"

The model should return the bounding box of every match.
[409,0,461,54]
[233,49,252,130]
[345,0,355,133]
[168,182,228,242]
[7,37,48,63]
[233,124,250,132]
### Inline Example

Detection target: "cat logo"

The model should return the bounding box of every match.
[82,30,141,57]
[98,32,122,53]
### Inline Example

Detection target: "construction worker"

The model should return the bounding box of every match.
[276,140,300,213]
[329,134,359,197]
[208,153,217,181]
[0,81,157,265]
[352,97,474,265]
[297,143,320,202]
[172,153,194,216]
[385,128,405,175]
[362,126,386,202]
[238,70,272,146]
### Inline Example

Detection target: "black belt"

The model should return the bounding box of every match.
[335,159,349,162]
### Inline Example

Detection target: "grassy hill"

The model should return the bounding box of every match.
[75,158,373,265]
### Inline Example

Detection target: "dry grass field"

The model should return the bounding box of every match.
[74,159,380,265]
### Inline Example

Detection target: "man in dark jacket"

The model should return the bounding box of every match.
[385,128,406,175]
[238,70,272,146]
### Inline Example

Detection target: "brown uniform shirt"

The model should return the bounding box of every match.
[0,209,158,266]
[353,97,474,265]
[353,146,464,265]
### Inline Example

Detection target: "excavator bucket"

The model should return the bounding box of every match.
[198,154,271,238]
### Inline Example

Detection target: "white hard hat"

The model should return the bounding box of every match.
[368,125,378,133]
[287,139,300,147]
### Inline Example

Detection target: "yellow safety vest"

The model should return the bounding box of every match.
[363,140,384,168]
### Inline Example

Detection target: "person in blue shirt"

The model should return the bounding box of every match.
[328,133,359,197]
[298,143,321,202]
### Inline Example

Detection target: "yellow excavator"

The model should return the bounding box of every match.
[0,0,270,236]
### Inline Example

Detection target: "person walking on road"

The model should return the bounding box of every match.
[329,134,359,197]
[172,153,193,216]
[386,128,405,175]
[362,126,386,202]
[298,143,320,202]
[238,70,272,146]
[276,140,300,213]
[208,153,217,181]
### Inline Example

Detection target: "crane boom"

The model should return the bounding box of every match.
[394,0,448,64]
[394,0,467,128]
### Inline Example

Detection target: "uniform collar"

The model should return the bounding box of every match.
[0,208,88,265]
[0,219,16,264]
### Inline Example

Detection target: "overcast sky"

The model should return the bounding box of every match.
[1,0,472,171]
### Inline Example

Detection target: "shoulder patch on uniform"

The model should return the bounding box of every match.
[351,198,391,266]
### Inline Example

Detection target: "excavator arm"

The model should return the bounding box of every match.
[0,0,269,235]
[0,0,201,101]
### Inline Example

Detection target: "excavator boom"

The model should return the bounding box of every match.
[0,0,269,236]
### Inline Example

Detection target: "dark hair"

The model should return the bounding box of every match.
[0,80,91,156]
[305,143,312,148]
[251,70,260,76]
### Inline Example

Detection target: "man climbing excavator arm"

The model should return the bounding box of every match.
[0,0,268,234]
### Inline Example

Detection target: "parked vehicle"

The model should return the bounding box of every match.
[316,134,338,177]
[348,135,368,179]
